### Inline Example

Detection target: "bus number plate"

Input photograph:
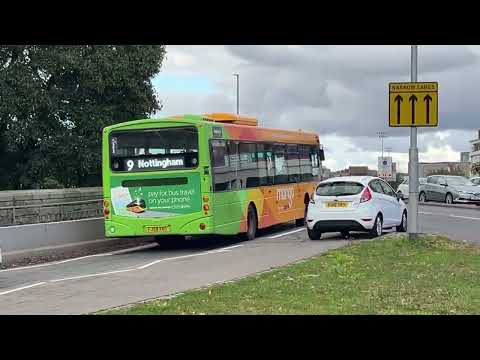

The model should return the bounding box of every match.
[144,225,171,233]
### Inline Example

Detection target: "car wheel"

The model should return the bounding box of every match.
[340,231,350,239]
[244,205,258,241]
[419,192,427,202]
[397,211,407,233]
[445,193,453,205]
[307,228,322,240]
[369,214,383,238]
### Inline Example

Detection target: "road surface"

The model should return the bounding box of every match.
[0,203,478,314]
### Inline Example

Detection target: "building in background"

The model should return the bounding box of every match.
[471,130,480,164]
[418,162,471,178]
[331,166,377,177]
[461,151,471,163]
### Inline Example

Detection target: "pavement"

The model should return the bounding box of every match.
[0,203,478,314]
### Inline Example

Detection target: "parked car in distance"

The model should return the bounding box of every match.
[306,176,407,240]
[396,177,426,199]
[470,176,480,186]
[419,175,480,205]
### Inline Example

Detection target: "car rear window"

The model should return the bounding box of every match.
[316,181,364,196]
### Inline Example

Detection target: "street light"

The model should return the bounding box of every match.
[233,73,239,115]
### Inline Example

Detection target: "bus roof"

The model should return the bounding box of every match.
[104,113,319,145]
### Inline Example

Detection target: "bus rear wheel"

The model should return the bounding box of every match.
[244,205,257,241]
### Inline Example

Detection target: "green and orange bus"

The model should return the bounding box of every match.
[102,113,324,242]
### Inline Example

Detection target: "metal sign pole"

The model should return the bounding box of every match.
[409,45,419,239]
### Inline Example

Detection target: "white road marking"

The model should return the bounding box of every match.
[450,215,480,221]
[50,269,136,283]
[268,228,305,239]
[419,211,434,215]
[0,244,157,273]
[136,245,243,270]
[0,243,245,295]
[0,282,46,296]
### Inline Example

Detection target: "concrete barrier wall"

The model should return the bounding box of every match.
[0,217,105,255]
[0,187,103,226]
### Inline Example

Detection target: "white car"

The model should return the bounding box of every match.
[471,177,480,186]
[306,176,407,240]
[396,177,426,199]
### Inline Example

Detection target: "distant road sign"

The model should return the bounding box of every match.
[389,82,438,127]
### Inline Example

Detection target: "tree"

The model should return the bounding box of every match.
[0,45,166,189]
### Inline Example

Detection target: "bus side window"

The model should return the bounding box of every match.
[287,145,300,183]
[239,142,259,189]
[299,145,313,182]
[227,141,239,191]
[257,143,274,186]
[310,145,320,181]
[211,140,230,192]
[274,144,288,185]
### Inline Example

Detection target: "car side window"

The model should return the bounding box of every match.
[369,180,384,194]
[427,176,437,184]
[380,180,395,197]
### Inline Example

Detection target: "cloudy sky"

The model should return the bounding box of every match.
[151,45,480,173]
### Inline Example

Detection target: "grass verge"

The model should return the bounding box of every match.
[101,234,480,315]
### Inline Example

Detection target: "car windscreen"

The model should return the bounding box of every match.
[316,181,364,196]
[445,177,473,186]
[109,127,198,172]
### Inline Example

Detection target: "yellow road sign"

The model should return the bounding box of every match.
[389,82,438,127]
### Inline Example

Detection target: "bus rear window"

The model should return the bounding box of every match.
[109,127,198,172]
[316,181,364,196]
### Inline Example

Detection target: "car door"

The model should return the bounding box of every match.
[436,176,448,202]
[368,180,392,226]
[425,176,436,200]
[379,180,402,226]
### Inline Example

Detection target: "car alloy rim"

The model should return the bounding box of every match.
[420,194,425,202]
[447,196,452,204]
[377,218,382,235]
[403,213,407,230]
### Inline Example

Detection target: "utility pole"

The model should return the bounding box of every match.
[377,131,387,160]
[409,45,419,239]
[233,73,239,115]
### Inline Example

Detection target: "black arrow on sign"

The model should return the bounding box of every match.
[424,94,432,124]
[409,94,418,125]
[394,95,403,124]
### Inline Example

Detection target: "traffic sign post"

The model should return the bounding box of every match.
[389,82,438,127]
[388,46,438,239]
[409,45,419,240]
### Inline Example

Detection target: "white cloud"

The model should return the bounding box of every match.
[154,45,480,171]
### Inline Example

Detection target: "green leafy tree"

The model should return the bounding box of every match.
[0,45,166,189]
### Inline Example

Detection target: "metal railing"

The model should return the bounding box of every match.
[0,199,104,227]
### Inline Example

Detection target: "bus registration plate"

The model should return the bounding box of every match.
[325,201,349,208]
[144,225,171,233]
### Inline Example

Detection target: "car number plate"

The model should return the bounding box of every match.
[326,201,349,208]
[144,225,171,233]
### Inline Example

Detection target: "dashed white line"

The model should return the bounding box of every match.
[268,228,305,239]
[419,211,434,215]
[450,215,480,221]
[0,282,46,296]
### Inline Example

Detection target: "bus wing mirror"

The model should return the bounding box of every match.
[319,148,325,161]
